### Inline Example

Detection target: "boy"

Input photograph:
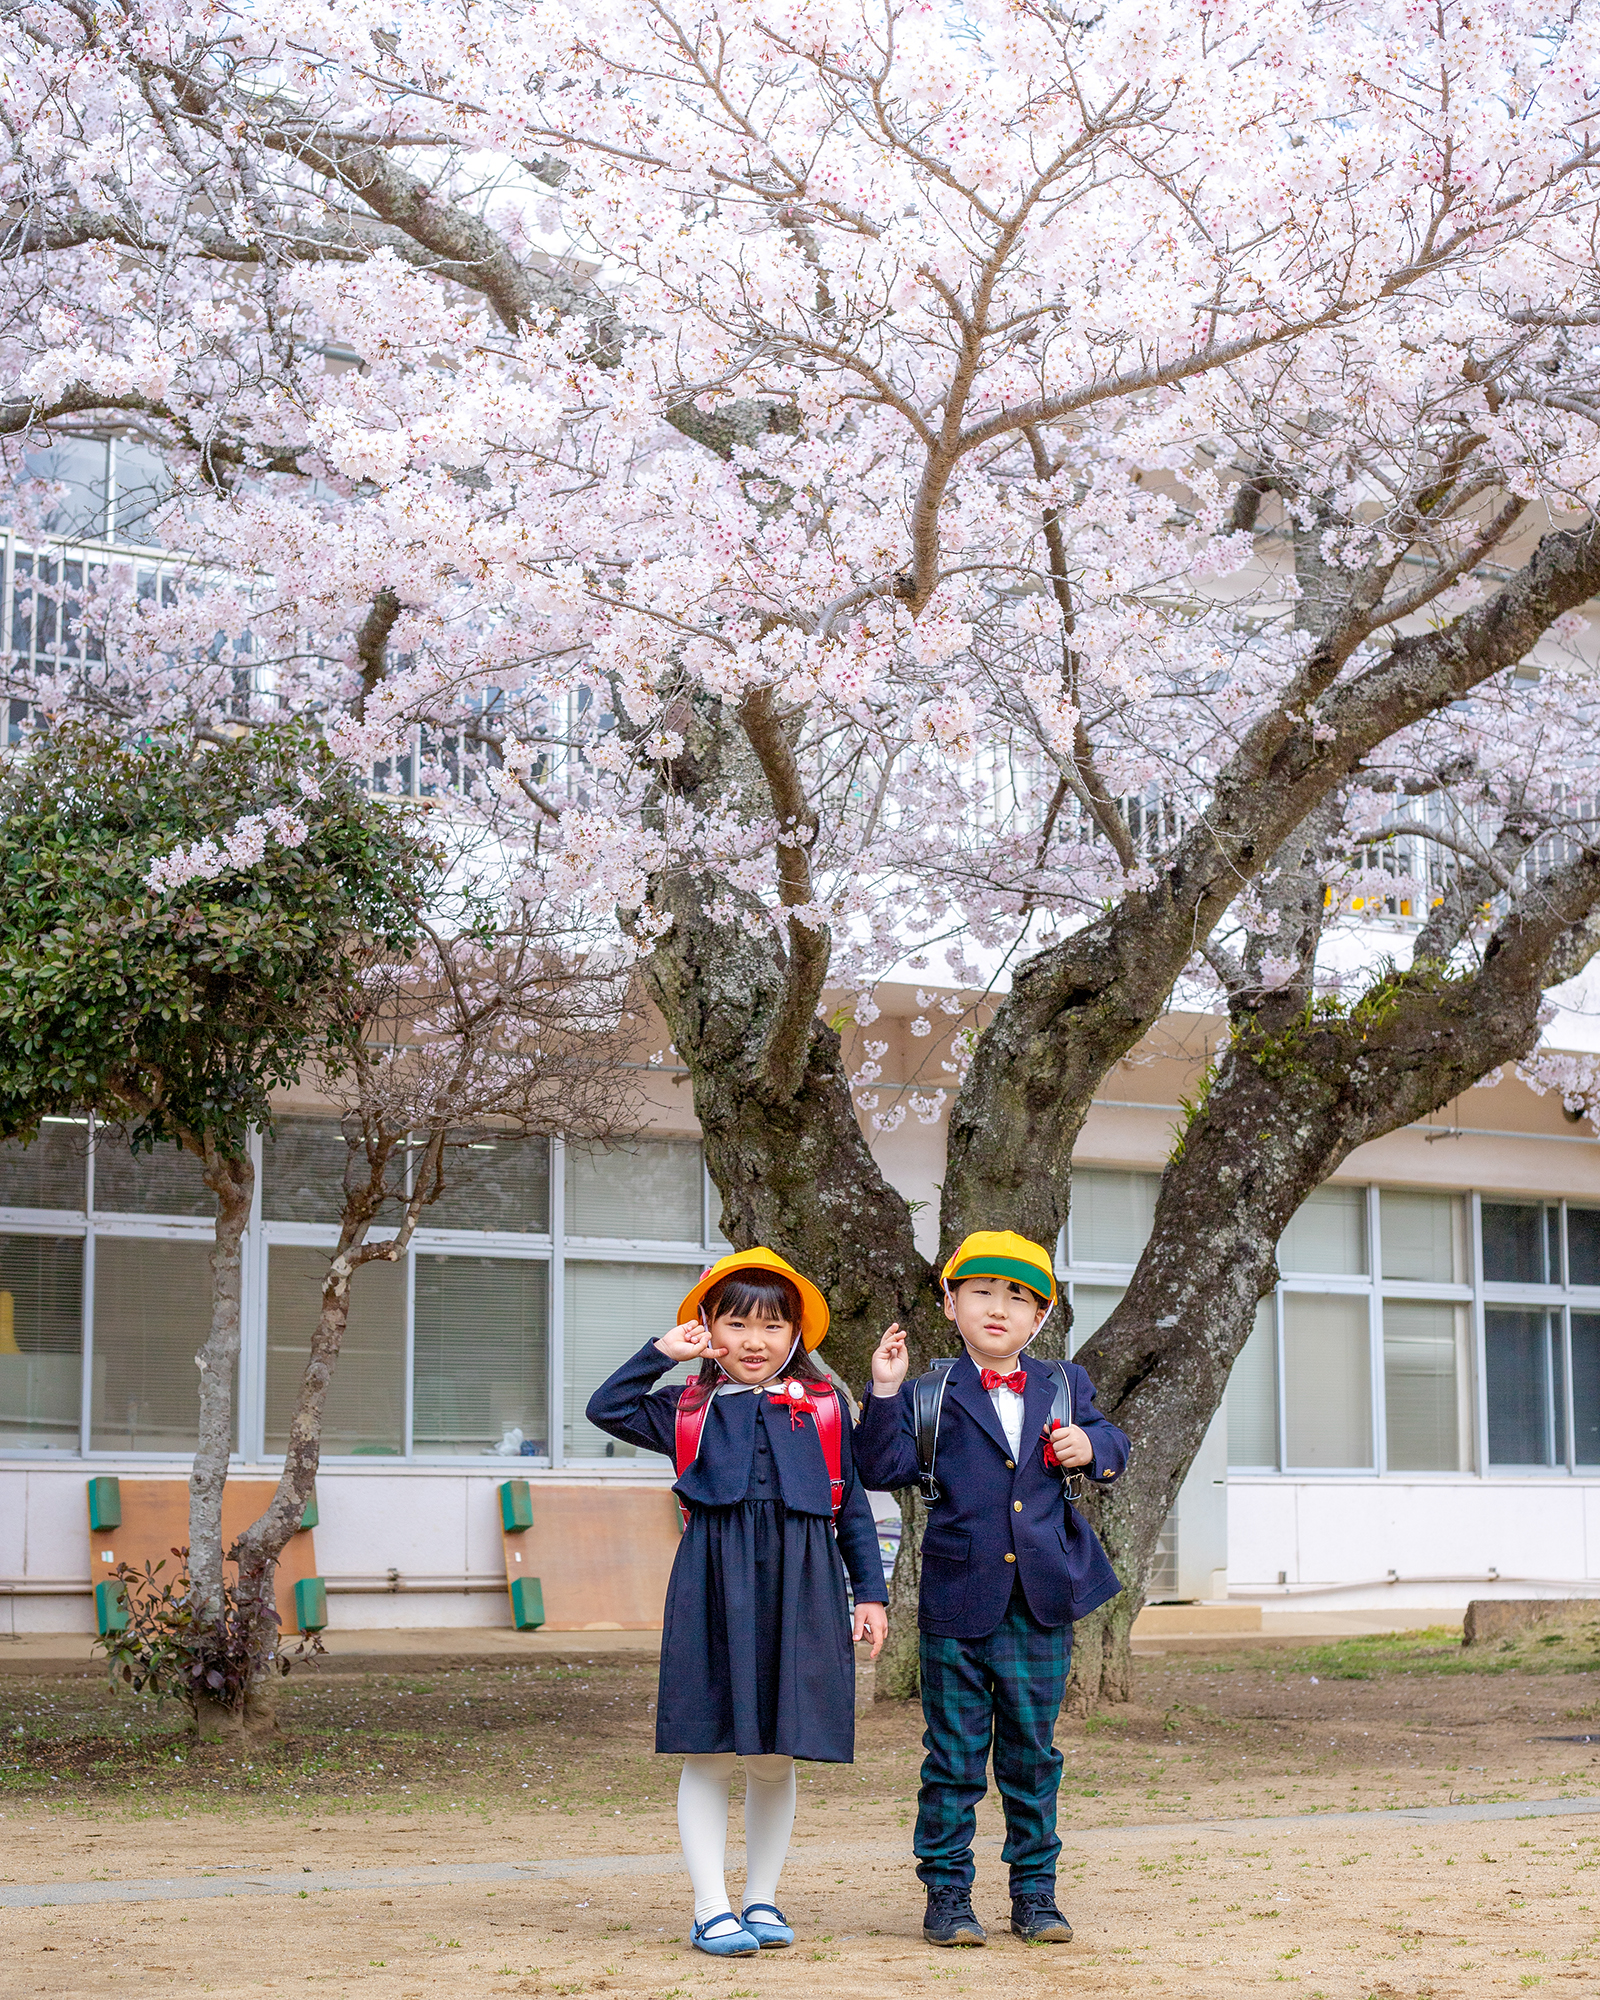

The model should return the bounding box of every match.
[854,1229,1129,1947]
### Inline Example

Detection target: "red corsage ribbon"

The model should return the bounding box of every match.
[769,1378,816,1429]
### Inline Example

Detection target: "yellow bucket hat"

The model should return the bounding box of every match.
[677,1247,830,1352]
[941,1229,1057,1304]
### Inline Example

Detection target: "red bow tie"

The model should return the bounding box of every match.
[980,1367,1027,1395]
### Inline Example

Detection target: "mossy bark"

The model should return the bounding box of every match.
[632,528,1600,1709]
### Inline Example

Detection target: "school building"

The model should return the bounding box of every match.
[3,468,1599,1637]
[4,976,1600,1638]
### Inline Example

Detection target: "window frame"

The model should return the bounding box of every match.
[1058,1171,1530,1481]
[0,1121,727,1472]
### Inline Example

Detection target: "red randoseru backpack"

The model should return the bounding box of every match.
[673,1379,844,1525]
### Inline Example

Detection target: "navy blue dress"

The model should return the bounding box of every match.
[586,1340,888,1762]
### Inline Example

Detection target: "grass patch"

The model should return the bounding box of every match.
[1239,1624,1600,1681]
[0,1659,673,1814]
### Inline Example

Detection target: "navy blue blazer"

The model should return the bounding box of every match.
[852,1350,1129,1637]
[585,1340,888,1602]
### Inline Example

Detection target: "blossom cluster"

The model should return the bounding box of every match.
[4,0,1600,1107]
[144,809,310,895]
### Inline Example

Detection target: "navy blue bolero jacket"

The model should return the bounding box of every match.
[585,1340,888,1602]
[852,1349,1129,1637]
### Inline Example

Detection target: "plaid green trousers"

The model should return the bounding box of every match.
[914,1584,1070,1894]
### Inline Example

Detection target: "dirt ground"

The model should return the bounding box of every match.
[5,1625,1600,1998]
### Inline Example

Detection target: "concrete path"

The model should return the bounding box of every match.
[8,1794,1600,1910]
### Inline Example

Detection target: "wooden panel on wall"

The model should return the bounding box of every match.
[501,1485,681,1630]
[87,1479,319,1637]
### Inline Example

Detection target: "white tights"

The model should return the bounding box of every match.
[677,1752,797,1934]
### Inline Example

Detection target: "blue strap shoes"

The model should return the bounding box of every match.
[690,1913,760,1957]
[741,1902,795,1947]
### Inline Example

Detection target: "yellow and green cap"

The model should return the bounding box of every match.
[941,1229,1056,1304]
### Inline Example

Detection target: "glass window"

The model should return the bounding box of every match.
[0,1121,87,1210]
[1568,1208,1600,1289]
[563,1260,695,1459]
[1282,1292,1372,1468]
[413,1254,548,1456]
[1383,1301,1470,1472]
[1278,1185,1367,1276]
[1571,1312,1600,1467]
[1068,1284,1124,1353]
[262,1117,408,1226]
[424,1136,550,1233]
[565,1139,702,1241]
[1380,1190,1463,1284]
[265,1247,405,1456]
[110,437,172,545]
[1071,1169,1159,1265]
[0,1234,82,1449]
[90,1237,226,1452]
[1481,1200,1560,1286]
[94,1135,212,1218]
[263,1117,356,1223]
[21,437,111,538]
[1485,1307,1565,1466]
[1227,1300,1278,1467]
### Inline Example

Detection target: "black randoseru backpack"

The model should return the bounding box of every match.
[911,1357,1075,1503]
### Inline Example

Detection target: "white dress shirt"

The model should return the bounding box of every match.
[988,1379,1026,1459]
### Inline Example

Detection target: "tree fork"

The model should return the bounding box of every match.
[1069,885,1600,1705]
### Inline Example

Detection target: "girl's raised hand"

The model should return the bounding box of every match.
[656,1319,712,1363]
[870,1322,909,1394]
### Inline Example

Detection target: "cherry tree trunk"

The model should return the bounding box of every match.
[1070,925,1600,1704]
[232,1250,369,1723]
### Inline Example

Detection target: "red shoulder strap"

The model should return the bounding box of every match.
[674,1391,711,1526]
[811,1384,844,1517]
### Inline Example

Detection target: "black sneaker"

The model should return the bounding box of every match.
[1010,1890,1073,1942]
[923,1886,987,1946]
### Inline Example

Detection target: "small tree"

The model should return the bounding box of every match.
[227,903,641,1723]
[0,723,434,1716]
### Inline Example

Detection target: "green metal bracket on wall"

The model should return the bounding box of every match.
[94,1580,128,1636]
[87,1476,122,1531]
[510,1576,545,1630]
[498,1479,534,1532]
[298,1489,318,1531]
[294,1576,328,1634]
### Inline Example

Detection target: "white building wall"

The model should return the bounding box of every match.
[0,1459,680,1637]
[1228,1476,1600,1612]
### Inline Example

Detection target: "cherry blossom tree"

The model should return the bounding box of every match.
[230,911,639,1728]
[7,0,1600,1698]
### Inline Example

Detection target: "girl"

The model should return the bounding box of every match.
[586,1247,888,1957]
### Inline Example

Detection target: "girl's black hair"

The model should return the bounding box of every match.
[681,1270,827,1408]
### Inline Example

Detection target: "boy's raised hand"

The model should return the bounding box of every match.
[1048,1422,1094,1470]
[656,1319,713,1363]
[870,1322,909,1395]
